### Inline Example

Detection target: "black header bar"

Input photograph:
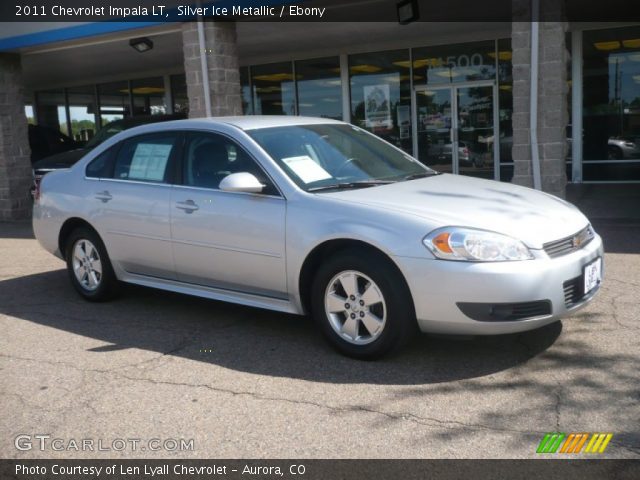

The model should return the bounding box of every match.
[2,0,640,23]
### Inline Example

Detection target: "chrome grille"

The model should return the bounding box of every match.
[544,226,594,258]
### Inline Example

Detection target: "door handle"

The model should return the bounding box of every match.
[176,199,199,213]
[94,190,112,203]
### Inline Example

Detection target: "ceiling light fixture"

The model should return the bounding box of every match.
[129,37,154,53]
[397,0,419,25]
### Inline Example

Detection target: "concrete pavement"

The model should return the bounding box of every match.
[0,221,638,459]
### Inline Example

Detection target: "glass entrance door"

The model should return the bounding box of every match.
[414,88,454,173]
[413,83,497,179]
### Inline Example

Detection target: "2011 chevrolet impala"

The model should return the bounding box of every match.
[33,116,603,359]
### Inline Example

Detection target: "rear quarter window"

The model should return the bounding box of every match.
[85,148,114,178]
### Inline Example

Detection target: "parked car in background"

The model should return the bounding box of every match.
[31,113,186,197]
[608,136,640,160]
[439,141,472,165]
[33,116,603,359]
[28,124,83,164]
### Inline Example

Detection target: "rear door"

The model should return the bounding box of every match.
[87,132,180,279]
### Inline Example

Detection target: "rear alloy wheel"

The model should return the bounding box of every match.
[311,250,416,359]
[72,239,102,291]
[65,227,119,301]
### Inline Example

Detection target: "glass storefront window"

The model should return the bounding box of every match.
[349,49,413,154]
[583,26,640,181]
[240,67,253,115]
[565,32,572,179]
[67,85,97,142]
[98,81,129,126]
[295,56,342,119]
[35,90,67,134]
[131,77,167,115]
[251,62,296,115]
[412,41,497,86]
[496,38,514,181]
[170,74,188,114]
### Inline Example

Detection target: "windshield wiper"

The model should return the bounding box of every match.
[308,180,395,192]
[403,171,440,181]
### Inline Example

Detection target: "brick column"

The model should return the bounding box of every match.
[511,2,569,198]
[182,21,242,118]
[0,54,31,220]
[511,20,533,189]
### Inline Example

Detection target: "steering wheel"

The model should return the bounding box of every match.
[334,158,358,177]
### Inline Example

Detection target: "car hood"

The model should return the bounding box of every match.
[32,148,88,171]
[322,174,589,249]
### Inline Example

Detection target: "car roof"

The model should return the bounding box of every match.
[165,115,344,131]
[103,115,348,143]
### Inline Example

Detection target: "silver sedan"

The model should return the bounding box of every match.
[33,116,603,358]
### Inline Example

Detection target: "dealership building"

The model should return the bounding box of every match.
[0,2,639,220]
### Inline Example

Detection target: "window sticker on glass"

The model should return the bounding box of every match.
[282,155,332,184]
[129,143,172,181]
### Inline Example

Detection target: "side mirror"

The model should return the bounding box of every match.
[219,172,264,193]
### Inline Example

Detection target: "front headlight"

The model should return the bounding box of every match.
[423,227,534,262]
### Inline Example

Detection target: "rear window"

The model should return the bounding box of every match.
[112,134,178,183]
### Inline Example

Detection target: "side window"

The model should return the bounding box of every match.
[112,133,178,183]
[85,148,114,178]
[183,133,278,195]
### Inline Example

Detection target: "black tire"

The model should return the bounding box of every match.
[310,249,416,359]
[64,227,119,301]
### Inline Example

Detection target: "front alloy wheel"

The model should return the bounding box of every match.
[311,249,416,359]
[325,270,387,345]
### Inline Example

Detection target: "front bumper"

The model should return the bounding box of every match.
[394,234,604,335]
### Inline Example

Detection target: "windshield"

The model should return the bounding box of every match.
[248,124,433,191]
[85,120,126,149]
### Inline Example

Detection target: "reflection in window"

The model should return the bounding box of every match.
[496,38,514,180]
[67,85,97,142]
[457,85,495,180]
[295,57,342,119]
[170,74,189,114]
[98,81,129,126]
[251,62,296,115]
[583,26,640,181]
[131,77,167,116]
[240,67,253,115]
[349,49,413,154]
[35,90,67,134]
[412,41,497,86]
[24,105,35,125]
[565,32,572,177]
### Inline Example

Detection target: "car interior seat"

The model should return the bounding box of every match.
[191,141,230,188]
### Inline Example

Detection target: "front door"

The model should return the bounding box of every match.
[170,131,288,299]
[413,83,497,179]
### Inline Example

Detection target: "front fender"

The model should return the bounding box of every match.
[285,195,437,312]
